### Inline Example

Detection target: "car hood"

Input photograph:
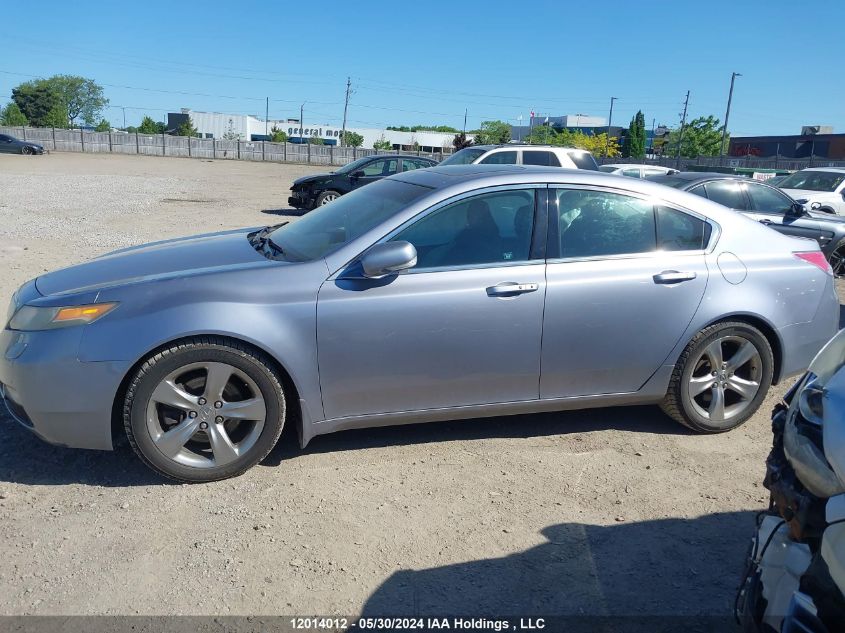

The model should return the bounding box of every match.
[782,188,834,201]
[35,228,269,297]
[292,173,334,187]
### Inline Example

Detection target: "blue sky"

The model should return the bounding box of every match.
[1,0,842,136]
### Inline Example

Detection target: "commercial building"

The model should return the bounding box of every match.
[167,109,464,152]
[729,126,845,159]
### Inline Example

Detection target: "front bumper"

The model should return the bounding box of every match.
[0,327,130,450]
[288,190,314,209]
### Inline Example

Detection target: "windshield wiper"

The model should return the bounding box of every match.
[250,223,288,257]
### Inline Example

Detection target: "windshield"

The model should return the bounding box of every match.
[268,179,431,261]
[439,148,486,166]
[778,170,845,192]
[335,156,373,174]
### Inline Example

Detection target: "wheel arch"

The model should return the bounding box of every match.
[110,333,303,450]
[695,313,783,385]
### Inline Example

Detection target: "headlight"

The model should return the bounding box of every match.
[787,330,845,426]
[8,302,118,331]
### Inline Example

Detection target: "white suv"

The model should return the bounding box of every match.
[440,144,599,170]
[777,167,845,215]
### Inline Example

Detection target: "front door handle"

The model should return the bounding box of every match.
[759,219,774,225]
[486,282,539,297]
[653,271,697,284]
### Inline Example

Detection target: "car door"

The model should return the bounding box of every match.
[691,179,748,212]
[742,181,827,244]
[316,186,546,419]
[351,158,398,190]
[0,135,14,153]
[541,187,710,398]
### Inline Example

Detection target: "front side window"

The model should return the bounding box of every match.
[391,189,535,269]
[523,151,561,167]
[745,183,793,214]
[479,151,517,165]
[556,189,656,258]
[703,180,748,210]
[361,159,398,177]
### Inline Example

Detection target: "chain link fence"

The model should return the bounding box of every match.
[0,126,450,166]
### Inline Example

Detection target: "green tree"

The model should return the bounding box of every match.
[42,104,69,129]
[1,102,28,126]
[623,110,646,158]
[222,118,240,140]
[387,124,460,133]
[373,136,392,150]
[269,125,288,143]
[48,75,108,127]
[525,124,558,145]
[94,119,111,132]
[452,131,472,150]
[667,115,725,157]
[137,116,160,135]
[11,84,62,127]
[472,120,511,145]
[177,116,198,137]
[309,134,324,145]
[341,130,363,147]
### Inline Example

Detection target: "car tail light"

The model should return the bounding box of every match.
[794,251,832,275]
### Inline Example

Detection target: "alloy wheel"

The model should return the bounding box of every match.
[830,246,845,278]
[319,192,339,205]
[686,335,762,423]
[145,361,266,468]
[21,146,32,155]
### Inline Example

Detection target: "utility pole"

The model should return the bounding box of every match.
[340,76,352,147]
[265,97,269,139]
[650,117,655,156]
[676,90,690,170]
[300,103,305,143]
[122,106,126,130]
[605,97,617,158]
[720,72,741,164]
[463,108,467,134]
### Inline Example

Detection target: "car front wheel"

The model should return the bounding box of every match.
[21,146,33,155]
[660,322,773,433]
[124,337,286,482]
[316,190,341,206]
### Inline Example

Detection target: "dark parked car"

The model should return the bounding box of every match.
[0,133,45,155]
[288,154,438,210]
[649,172,845,276]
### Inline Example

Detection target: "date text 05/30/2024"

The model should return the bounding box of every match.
[290,617,546,630]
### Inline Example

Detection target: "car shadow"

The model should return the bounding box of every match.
[0,408,172,487]
[267,404,689,465]
[261,208,308,217]
[359,511,754,629]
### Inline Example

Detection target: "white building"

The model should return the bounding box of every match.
[168,109,468,152]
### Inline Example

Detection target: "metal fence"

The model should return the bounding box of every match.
[598,154,845,171]
[0,126,451,166]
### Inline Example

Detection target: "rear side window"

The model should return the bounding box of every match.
[479,151,517,165]
[656,206,710,250]
[523,151,561,167]
[703,181,748,210]
[568,152,599,171]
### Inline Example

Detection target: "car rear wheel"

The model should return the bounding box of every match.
[124,337,285,482]
[661,322,773,433]
[316,190,341,206]
[20,146,32,155]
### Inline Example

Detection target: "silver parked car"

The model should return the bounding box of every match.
[1,166,839,482]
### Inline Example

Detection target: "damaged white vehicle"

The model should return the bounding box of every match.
[737,330,845,632]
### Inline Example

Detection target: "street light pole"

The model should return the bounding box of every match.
[300,103,305,143]
[605,97,617,158]
[720,72,741,163]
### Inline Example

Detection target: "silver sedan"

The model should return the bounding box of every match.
[1,165,839,482]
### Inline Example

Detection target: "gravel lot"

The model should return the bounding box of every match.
[0,152,842,619]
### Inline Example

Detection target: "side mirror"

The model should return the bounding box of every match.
[361,241,417,278]
[788,202,807,216]
[351,170,365,179]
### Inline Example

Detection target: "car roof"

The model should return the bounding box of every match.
[365,154,436,161]
[467,144,591,153]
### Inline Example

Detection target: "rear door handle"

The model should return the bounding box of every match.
[653,271,697,284]
[486,282,539,297]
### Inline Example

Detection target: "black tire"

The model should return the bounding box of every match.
[124,336,285,483]
[660,321,774,433]
[20,146,32,155]
[315,190,342,207]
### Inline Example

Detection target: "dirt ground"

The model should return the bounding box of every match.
[0,152,841,619]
